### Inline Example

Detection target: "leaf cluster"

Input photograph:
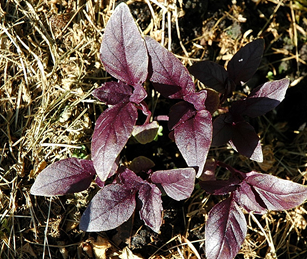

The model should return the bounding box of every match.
[30,3,307,259]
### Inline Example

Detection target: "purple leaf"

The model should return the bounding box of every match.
[212,114,233,147]
[91,102,138,181]
[30,158,95,196]
[230,121,263,162]
[200,176,240,195]
[245,171,307,211]
[174,110,212,178]
[189,61,228,93]
[205,197,247,259]
[80,184,136,232]
[199,158,216,181]
[100,3,148,86]
[145,36,195,99]
[132,121,160,144]
[233,180,267,214]
[129,84,148,104]
[168,101,196,130]
[119,167,145,190]
[240,79,289,118]
[138,183,163,233]
[183,90,207,111]
[151,168,196,200]
[129,156,155,174]
[204,88,220,115]
[227,39,264,85]
[92,81,132,105]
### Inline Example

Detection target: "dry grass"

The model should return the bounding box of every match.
[1,0,307,258]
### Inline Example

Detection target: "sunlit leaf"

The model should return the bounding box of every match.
[205,197,247,259]
[100,3,148,86]
[174,110,212,177]
[80,184,136,232]
[91,102,138,181]
[145,36,195,99]
[151,168,196,200]
[30,158,95,196]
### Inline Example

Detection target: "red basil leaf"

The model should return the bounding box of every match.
[227,39,264,85]
[80,184,136,231]
[212,114,233,147]
[151,168,196,200]
[145,36,195,99]
[189,61,228,93]
[92,81,132,105]
[100,3,148,86]
[205,197,247,259]
[233,180,267,214]
[241,79,289,118]
[91,102,138,181]
[246,171,307,211]
[138,183,163,233]
[30,158,95,196]
[174,110,212,177]
[230,121,263,162]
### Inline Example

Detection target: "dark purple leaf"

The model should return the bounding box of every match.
[240,79,289,118]
[199,158,216,181]
[132,121,160,144]
[100,3,148,86]
[189,61,228,93]
[168,101,196,130]
[138,183,163,233]
[91,102,138,181]
[129,84,148,104]
[30,158,95,196]
[204,88,220,114]
[233,180,267,214]
[92,81,132,105]
[245,171,307,211]
[145,36,195,99]
[151,168,196,200]
[212,114,233,147]
[79,184,136,232]
[230,121,263,162]
[129,156,155,174]
[205,197,247,259]
[174,110,212,178]
[200,176,240,195]
[119,167,145,190]
[183,90,207,111]
[227,39,264,85]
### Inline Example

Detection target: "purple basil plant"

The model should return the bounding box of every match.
[30,3,307,259]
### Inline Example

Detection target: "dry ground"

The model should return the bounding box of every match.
[1,0,307,258]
